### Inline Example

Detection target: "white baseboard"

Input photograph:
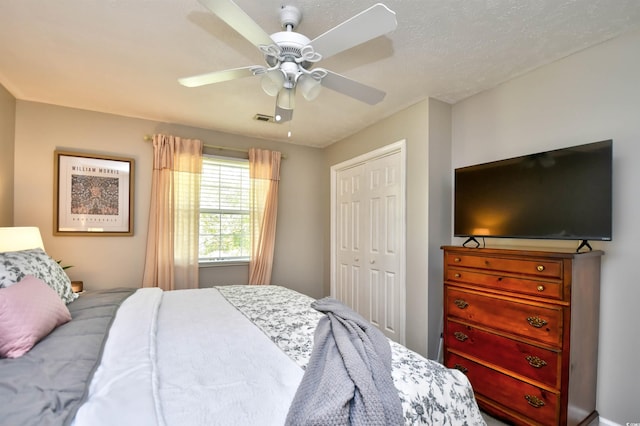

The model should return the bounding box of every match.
[598,416,623,426]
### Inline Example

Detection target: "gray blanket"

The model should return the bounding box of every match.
[0,288,136,426]
[286,297,404,426]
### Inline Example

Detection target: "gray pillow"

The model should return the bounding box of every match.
[0,248,78,304]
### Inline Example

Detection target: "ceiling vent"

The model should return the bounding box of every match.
[253,113,276,123]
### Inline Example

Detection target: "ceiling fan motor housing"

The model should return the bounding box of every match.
[267,31,313,70]
[279,5,302,30]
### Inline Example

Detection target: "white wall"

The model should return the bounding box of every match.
[13,101,326,299]
[451,27,640,425]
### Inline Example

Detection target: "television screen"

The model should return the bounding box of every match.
[454,140,612,242]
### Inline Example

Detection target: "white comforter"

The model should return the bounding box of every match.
[73,288,304,426]
[73,286,486,426]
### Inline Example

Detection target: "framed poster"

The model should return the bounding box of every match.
[54,151,134,236]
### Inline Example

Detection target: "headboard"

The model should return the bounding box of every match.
[0,227,45,253]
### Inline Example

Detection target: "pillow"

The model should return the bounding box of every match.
[0,275,72,358]
[0,248,78,304]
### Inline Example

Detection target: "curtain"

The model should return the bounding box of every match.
[142,134,202,290]
[248,148,282,285]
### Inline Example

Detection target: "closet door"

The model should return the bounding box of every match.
[335,163,366,314]
[364,152,402,342]
[333,144,405,344]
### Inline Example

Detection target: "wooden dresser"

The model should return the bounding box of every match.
[441,246,602,426]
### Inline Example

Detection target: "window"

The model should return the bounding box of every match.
[199,155,250,263]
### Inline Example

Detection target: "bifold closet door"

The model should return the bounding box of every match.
[335,151,402,342]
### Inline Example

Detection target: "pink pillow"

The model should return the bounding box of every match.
[0,275,72,358]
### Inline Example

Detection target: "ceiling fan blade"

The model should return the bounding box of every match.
[178,66,265,87]
[274,105,293,123]
[309,3,397,60]
[198,0,275,48]
[320,70,386,105]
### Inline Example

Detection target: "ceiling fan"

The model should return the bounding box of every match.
[178,0,397,123]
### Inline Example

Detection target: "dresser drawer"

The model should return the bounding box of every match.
[446,288,563,346]
[446,268,563,300]
[445,321,560,388]
[447,352,559,426]
[446,253,562,279]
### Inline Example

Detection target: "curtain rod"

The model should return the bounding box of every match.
[143,135,247,154]
[143,135,286,159]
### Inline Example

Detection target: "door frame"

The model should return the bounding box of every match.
[330,139,407,344]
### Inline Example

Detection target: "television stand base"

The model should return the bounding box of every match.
[462,236,481,248]
[576,240,593,253]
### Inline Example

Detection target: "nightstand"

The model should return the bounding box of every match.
[71,280,84,293]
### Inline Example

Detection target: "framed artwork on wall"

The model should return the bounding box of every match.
[53,150,134,236]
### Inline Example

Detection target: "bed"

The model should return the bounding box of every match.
[0,229,486,426]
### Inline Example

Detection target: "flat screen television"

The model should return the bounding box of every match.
[454,140,612,247]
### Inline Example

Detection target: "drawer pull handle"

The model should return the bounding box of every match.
[536,265,545,272]
[454,257,461,263]
[526,355,548,368]
[454,331,469,342]
[524,394,545,408]
[537,285,545,292]
[454,364,468,374]
[454,299,469,309]
[454,273,461,278]
[527,316,548,328]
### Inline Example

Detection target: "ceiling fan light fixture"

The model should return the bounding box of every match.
[298,74,322,101]
[276,87,295,110]
[261,69,285,96]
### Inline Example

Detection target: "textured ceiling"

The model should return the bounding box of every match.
[2,0,640,148]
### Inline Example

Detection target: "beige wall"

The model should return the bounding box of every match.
[0,84,15,226]
[451,27,640,425]
[13,101,325,299]
[325,98,452,358]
